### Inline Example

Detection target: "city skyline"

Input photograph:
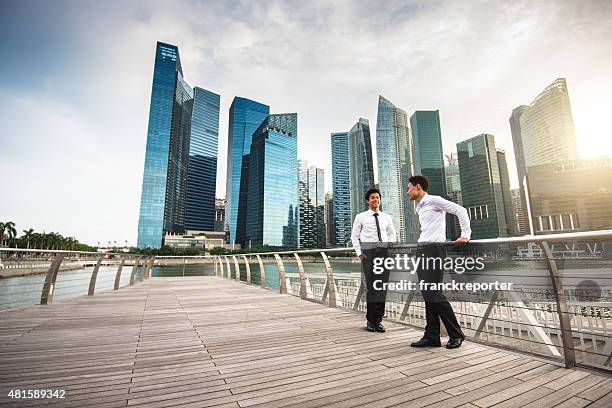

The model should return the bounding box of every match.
[2,1,612,245]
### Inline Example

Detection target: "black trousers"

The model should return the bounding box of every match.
[416,244,464,339]
[361,247,390,323]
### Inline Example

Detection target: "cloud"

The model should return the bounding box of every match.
[1,0,611,245]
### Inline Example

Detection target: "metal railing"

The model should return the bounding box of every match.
[211,230,612,373]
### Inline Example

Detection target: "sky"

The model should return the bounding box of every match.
[1,0,611,246]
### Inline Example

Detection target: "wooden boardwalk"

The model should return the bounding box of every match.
[0,276,610,408]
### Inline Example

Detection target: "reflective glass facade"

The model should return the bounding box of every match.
[184,87,220,231]
[245,114,298,247]
[376,96,416,242]
[225,97,270,245]
[410,111,446,197]
[138,42,193,249]
[331,132,351,246]
[348,118,375,222]
[298,161,325,249]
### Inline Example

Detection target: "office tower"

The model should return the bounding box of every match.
[410,111,447,197]
[376,96,416,242]
[184,87,220,231]
[348,118,376,222]
[496,149,517,236]
[225,97,270,245]
[245,113,298,247]
[298,161,326,248]
[510,189,529,235]
[325,192,334,247]
[214,198,226,233]
[457,134,511,239]
[444,153,462,239]
[528,157,612,233]
[331,132,351,246]
[510,78,578,235]
[138,42,220,249]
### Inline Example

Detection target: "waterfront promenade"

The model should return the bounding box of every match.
[0,276,610,408]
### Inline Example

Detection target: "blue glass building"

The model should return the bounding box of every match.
[331,132,351,246]
[138,42,194,249]
[376,96,416,242]
[410,111,447,197]
[225,97,270,245]
[184,87,220,232]
[245,113,298,247]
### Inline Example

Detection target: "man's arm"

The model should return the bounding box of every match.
[433,196,471,240]
[350,213,363,257]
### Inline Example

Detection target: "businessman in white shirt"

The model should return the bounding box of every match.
[407,175,471,349]
[351,188,397,332]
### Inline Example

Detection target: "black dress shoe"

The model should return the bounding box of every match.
[366,321,376,332]
[446,337,464,349]
[410,337,441,347]
[375,322,385,332]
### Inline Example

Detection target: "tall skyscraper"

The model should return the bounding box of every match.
[137,42,219,249]
[410,111,447,197]
[298,161,325,248]
[348,118,375,222]
[496,149,517,236]
[510,78,578,235]
[331,132,351,246]
[376,96,416,242]
[214,198,226,232]
[184,87,220,231]
[444,153,462,239]
[324,192,334,247]
[457,134,511,239]
[510,189,529,235]
[225,97,270,245]
[245,113,298,247]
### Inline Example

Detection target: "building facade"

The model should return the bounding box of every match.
[331,132,351,246]
[214,198,226,232]
[137,42,219,249]
[225,97,270,245]
[410,110,447,197]
[457,134,511,239]
[444,153,462,239]
[324,192,334,247]
[298,161,326,248]
[376,96,416,242]
[348,118,375,222]
[245,113,298,248]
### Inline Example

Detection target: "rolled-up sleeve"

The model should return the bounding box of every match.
[435,196,472,240]
[351,213,363,256]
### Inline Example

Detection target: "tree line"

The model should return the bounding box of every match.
[0,221,96,252]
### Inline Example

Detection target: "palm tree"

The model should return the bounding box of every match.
[22,228,35,249]
[2,222,16,248]
[0,222,5,247]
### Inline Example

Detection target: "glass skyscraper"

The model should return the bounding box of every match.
[245,113,298,247]
[137,42,221,249]
[457,134,511,239]
[225,97,270,245]
[348,118,375,222]
[410,111,446,197]
[184,87,220,232]
[331,132,351,246]
[376,96,416,242]
[298,161,325,248]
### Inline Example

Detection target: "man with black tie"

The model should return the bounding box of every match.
[351,188,397,333]
[407,175,471,349]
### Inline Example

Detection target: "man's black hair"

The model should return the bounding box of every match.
[365,188,381,201]
[408,175,429,192]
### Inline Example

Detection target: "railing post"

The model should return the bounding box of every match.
[541,241,576,368]
[274,254,287,294]
[224,256,231,279]
[146,256,156,279]
[217,256,224,278]
[353,278,365,311]
[294,253,307,300]
[232,255,240,281]
[114,257,125,290]
[243,255,251,284]
[40,253,65,305]
[256,255,266,288]
[320,252,336,308]
[87,257,103,296]
[399,291,416,320]
[130,257,141,285]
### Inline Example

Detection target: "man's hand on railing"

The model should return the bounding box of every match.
[455,237,469,246]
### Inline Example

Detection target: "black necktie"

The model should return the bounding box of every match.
[373,213,382,242]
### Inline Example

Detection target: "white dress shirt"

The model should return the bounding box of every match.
[351,209,397,256]
[416,193,471,243]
